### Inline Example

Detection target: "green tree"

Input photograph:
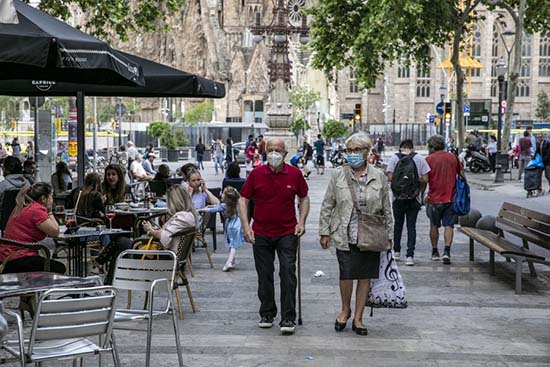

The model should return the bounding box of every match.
[309,0,550,149]
[289,86,321,121]
[148,121,170,139]
[0,96,22,129]
[32,0,187,41]
[289,117,310,138]
[322,119,348,140]
[184,101,214,125]
[486,0,550,150]
[535,91,550,120]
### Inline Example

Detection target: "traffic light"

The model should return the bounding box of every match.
[443,102,452,121]
[434,116,440,126]
[354,104,362,123]
[348,119,354,128]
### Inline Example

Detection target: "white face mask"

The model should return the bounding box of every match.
[267,151,284,168]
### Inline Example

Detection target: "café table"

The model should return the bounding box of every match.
[114,207,168,237]
[0,272,99,299]
[55,227,133,277]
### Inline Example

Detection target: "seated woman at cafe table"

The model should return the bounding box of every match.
[178,163,198,188]
[143,185,198,252]
[187,169,220,211]
[51,161,73,195]
[76,173,105,220]
[1,183,65,274]
[153,164,172,188]
[103,164,132,204]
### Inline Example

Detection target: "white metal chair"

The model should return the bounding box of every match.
[111,249,184,367]
[0,286,119,367]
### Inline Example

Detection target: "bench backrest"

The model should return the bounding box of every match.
[496,202,550,251]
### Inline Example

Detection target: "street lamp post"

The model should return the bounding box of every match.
[251,0,309,148]
[494,57,507,183]
[439,82,447,136]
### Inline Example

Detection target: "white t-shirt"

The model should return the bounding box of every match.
[131,160,148,179]
[386,152,431,177]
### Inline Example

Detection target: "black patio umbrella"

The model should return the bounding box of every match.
[0,0,145,86]
[0,51,225,98]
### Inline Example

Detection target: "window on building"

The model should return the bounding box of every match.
[516,33,532,97]
[471,23,482,77]
[243,99,264,123]
[416,68,431,97]
[539,32,550,77]
[349,67,359,93]
[397,64,410,78]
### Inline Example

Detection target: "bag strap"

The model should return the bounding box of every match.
[343,166,361,214]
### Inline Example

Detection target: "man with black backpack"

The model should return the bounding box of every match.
[387,140,430,266]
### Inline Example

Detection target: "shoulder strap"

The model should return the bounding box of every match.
[343,166,361,213]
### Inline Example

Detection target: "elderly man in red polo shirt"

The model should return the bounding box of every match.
[239,137,310,335]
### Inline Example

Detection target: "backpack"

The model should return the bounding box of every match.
[390,153,420,200]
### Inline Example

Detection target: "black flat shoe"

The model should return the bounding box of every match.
[352,321,368,336]
[334,312,351,332]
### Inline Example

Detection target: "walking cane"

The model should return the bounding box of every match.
[297,236,302,325]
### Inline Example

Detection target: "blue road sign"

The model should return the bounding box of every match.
[436,102,444,115]
[429,115,435,124]
[464,105,470,113]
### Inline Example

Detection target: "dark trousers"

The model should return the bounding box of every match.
[253,234,297,322]
[3,256,66,274]
[392,199,421,258]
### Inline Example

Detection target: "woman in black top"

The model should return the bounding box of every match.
[76,173,104,220]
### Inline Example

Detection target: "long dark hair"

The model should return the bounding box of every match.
[77,173,102,217]
[55,161,71,191]
[103,164,126,204]
[13,182,51,216]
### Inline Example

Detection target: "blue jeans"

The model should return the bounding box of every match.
[392,199,421,258]
[214,155,224,174]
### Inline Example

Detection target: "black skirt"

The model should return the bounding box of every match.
[336,244,380,280]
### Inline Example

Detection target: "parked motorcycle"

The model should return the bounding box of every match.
[460,146,491,173]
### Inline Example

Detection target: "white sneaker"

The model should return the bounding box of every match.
[394,252,400,260]
[405,257,414,266]
[222,263,231,272]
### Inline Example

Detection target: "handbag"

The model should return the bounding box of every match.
[452,154,470,216]
[133,236,164,260]
[366,249,408,312]
[343,166,390,252]
[527,153,544,169]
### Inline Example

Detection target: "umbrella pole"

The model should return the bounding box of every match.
[93,97,97,173]
[77,91,86,187]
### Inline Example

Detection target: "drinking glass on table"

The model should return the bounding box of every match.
[105,205,116,231]
[54,205,65,215]
[124,193,133,203]
[64,209,77,228]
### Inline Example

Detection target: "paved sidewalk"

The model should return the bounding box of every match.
[110,162,549,367]
[3,160,549,367]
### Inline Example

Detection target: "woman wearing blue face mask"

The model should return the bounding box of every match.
[318,132,393,336]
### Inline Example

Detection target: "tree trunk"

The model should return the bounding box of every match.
[502,0,525,152]
[452,26,465,149]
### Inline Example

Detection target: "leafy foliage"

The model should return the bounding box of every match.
[29,0,187,41]
[148,121,187,149]
[535,91,550,120]
[308,0,456,89]
[184,101,214,125]
[289,87,321,121]
[289,118,310,137]
[322,119,348,140]
[148,121,170,138]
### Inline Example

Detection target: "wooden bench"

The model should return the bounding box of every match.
[458,202,550,294]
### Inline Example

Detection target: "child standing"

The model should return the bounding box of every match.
[200,186,245,271]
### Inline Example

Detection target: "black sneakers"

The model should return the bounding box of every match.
[280,320,296,334]
[431,248,440,261]
[258,316,274,328]
[442,249,451,265]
